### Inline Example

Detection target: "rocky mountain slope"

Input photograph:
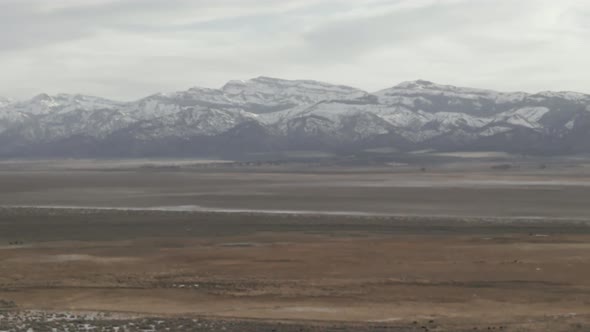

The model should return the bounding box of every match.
[1,77,589,158]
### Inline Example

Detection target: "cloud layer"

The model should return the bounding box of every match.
[1,0,589,100]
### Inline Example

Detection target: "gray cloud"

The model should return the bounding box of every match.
[0,0,589,100]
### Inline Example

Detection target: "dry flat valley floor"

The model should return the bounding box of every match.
[1,158,590,331]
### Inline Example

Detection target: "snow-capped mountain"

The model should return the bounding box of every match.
[6,93,123,116]
[1,77,589,158]
[221,76,367,113]
[0,97,12,107]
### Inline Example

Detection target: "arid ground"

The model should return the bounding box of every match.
[1,158,590,331]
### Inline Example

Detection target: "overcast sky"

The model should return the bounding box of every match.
[0,0,588,100]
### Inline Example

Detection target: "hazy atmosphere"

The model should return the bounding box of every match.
[1,0,589,100]
[3,2,590,331]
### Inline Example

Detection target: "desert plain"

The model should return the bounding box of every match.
[1,157,590,331]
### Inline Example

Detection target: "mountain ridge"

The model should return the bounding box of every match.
[1,77,589,158]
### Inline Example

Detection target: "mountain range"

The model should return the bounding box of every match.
[1,77,590,158]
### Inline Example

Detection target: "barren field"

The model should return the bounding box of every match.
[1,160,590,331]
[2,159,590,219]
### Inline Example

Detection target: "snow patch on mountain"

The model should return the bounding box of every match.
[479,126,513,137]
[222,76,367,108]
[129,107,258,140]
[0,97,13,108]
[533,91,590,102]
[7,94,123,117]
[376,80,528,104]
